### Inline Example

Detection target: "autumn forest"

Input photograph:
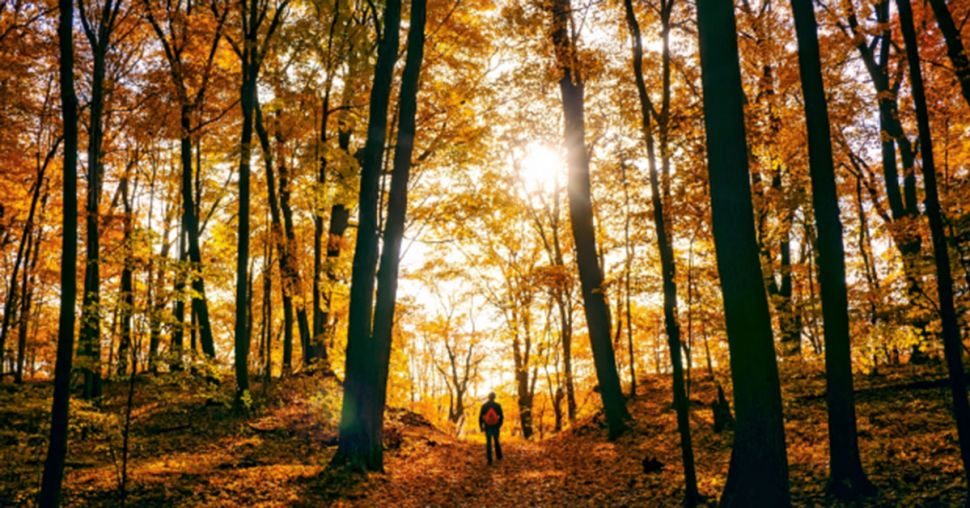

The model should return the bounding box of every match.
[2,0,970,505]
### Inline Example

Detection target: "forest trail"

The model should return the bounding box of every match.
[3,364,969,506]
[357,437,571,507]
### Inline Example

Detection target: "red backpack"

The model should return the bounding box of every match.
[483,407,500,426]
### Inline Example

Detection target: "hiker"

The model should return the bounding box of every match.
[479,392,504,464]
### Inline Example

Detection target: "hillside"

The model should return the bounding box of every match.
[1,363,965,506]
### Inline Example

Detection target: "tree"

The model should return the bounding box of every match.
[622,0,699,502]
[841,0,929,354]
[254,102,308,375]
[227,0,290,402]
[76,0,125,400]
[896,0,970,497]
[336,0,403,470]
[694,0,790,504]
[142,0,226,362]
[926,0,970,108]
[789,0,873,497]
[547,0,630,439]
[39,0,80,503]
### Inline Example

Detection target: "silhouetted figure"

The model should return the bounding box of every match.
[479,392,504,464]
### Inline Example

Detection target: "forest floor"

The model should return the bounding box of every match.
[1,361,967,506]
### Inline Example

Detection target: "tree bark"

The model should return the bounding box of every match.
[549,0,630,439]
[39,0,79,502]
[927,0,970,108]
[790,0,873,497]
[369,0,427,465]
[255,104,297,375]
[896,0,970,497]
[694,0,790,504]
[234,31,258,403]
[336,0,402,471]
[77,0,120,400]
[117,170,135,377]
[623,0,698,501]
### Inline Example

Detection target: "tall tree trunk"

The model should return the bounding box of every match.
[336,0,402,471]
[549,188,576,422]
[16,203,44,384]
[622,0,698,501]
[926,0,970,108]
[790,0,873,497]
[262,231,273,382]
[694,0,790,504]
[234,44,258,403]
[0,141,53,380]
[619,162,637,396]
[896,0,970,497]
[78,11,110,400]
[847,0,927,348]
[180,113,216,359]
[277,135,313,366]
[39,1,79,502]
[171,229,187,371]
[623,0,698,501]
[255,105,296,375]
[117,172,135,377]
[549,0,630,439]
[369,0,427,466]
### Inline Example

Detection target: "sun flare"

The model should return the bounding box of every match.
[518,142,567,196]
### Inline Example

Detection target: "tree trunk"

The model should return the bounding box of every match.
[39,1,79,502]
[369,0,427,465]
[927,0,970,108]
[848,0,927,347]
[178,111,216,359]
[255,104,296,375]
[0,141,52,380]
[896,0,970,497]
[694,0,790,504]
[15,205,44,384]
[622,0,699,501]
[117,173,135,377]
[78,19,109,401]
[790,0,873,497]
[549,0,630,439]
[277,137,313,367]
[234,49,258,402]
[336,0,402,471]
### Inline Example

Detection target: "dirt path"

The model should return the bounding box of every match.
[355,437,575,507]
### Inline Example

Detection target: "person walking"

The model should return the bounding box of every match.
[479,392,504,464]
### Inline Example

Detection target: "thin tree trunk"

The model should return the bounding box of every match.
[694,0,790,504]
[16,206,44,384]
[620,162,636,395]
[171,229,187,371]
[927,0,970,107]
[277,134,313,366]
[791,0,873,496]
[234,44,258,403]
[897,0,970,497]
[117,171,135,377]
[78,22,108,401]
[39,1,79,502]
[549,0,630,439]
[623,0,698,500]
[255,104,296,375]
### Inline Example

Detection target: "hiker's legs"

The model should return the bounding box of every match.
[485,429,494,464]
[494,429,503,460]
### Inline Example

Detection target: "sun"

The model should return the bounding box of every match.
[518,142,566,196]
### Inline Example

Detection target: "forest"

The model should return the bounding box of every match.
[2,0,970,505]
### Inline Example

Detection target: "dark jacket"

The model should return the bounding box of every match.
[479,401,504,430]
